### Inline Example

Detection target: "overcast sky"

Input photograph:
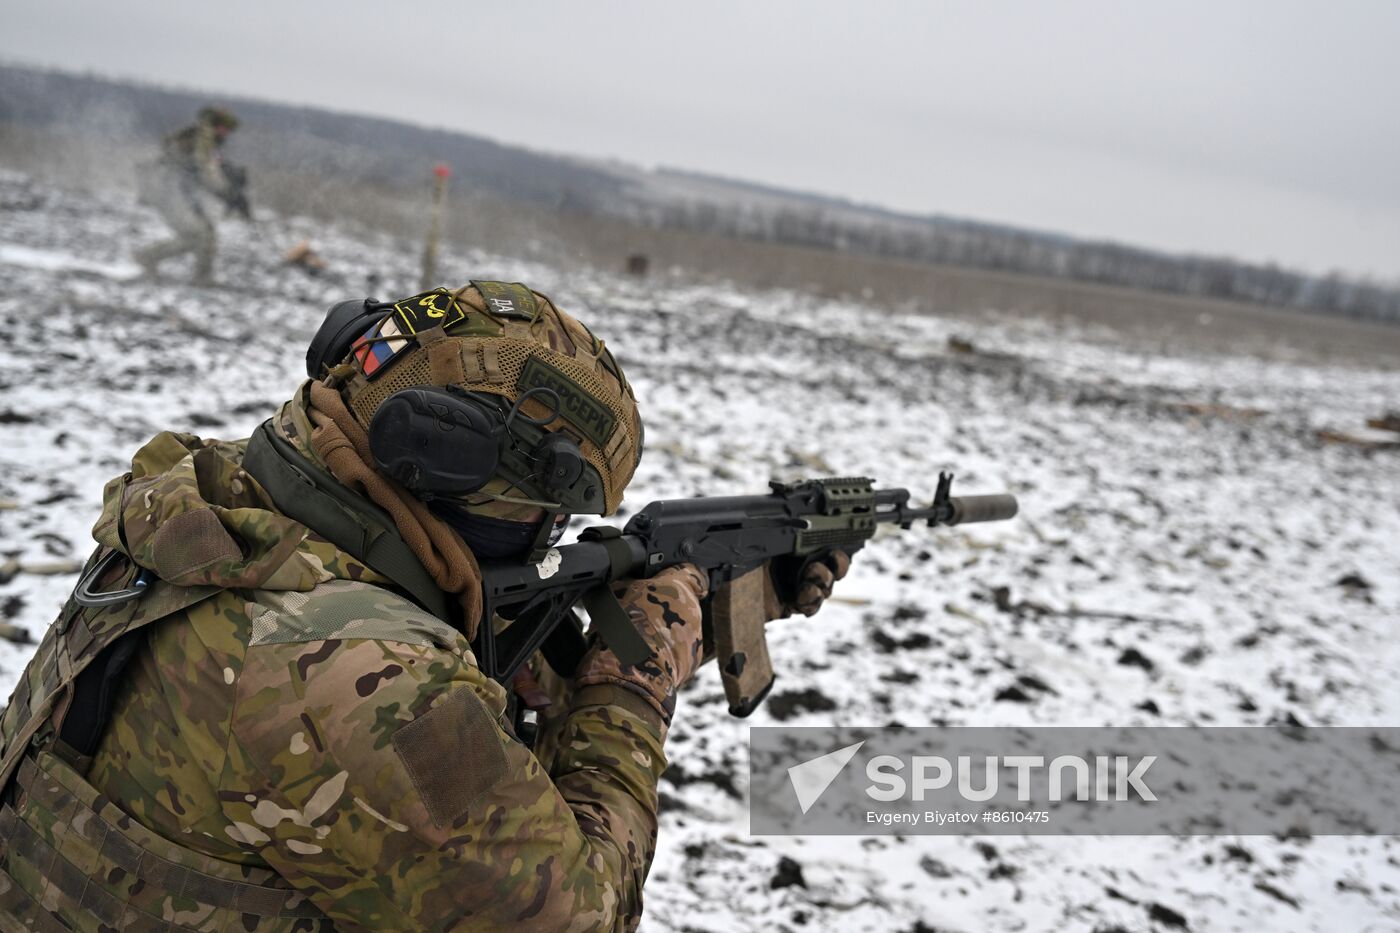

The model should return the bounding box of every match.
[5,1,1398,278]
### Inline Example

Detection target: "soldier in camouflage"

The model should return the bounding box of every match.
[135,107,248,286]
[0,281,842,932]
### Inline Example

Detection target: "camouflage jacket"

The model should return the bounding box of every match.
[2,412,681,931]
[159,122,230,196]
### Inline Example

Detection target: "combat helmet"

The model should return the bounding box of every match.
[306,283,643,523]
[198,106,240,131]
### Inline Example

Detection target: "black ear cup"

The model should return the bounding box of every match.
[306,298,386,378]
[538,433,586,490]
[368,389,501,496]
[363,384,604,512]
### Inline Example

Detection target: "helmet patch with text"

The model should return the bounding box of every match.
[517,356,617,448]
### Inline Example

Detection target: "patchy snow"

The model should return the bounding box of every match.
[0,242,142,280]
[0,172,1397,932]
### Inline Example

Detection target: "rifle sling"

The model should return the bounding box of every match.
[581,586,652,667]
[574,526,652,667]
[578,526,637,578]
[242,422,456,626]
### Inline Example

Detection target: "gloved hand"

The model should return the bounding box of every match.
[572,563,708,726]
[765,549,850,619]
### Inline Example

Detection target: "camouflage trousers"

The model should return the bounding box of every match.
[135,167,216,284]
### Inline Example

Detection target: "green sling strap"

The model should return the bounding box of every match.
[241,421,456,626]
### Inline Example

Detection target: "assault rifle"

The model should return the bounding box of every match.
[221,162,252,220]
[476,474,1017,716]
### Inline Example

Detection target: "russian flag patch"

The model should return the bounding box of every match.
[352,314,409,379]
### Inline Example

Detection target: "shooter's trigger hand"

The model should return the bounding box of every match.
[573,563,708,726]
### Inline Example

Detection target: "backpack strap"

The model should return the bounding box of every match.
[242,420,455,625]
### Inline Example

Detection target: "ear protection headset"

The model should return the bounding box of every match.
[306,297,607,514]
[367,384,596,508]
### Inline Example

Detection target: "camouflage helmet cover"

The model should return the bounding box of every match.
[332,282,643,516]
[198,106,239,130]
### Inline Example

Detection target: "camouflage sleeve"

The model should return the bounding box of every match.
[222,632,667,931]
[573,564,710,725]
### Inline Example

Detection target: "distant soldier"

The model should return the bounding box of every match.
[135,106,250,285]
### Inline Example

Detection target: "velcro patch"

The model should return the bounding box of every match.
[352,290,468,380]
[351,314,407,379]
[392,688,508,826]
[150,508,241,582]
[391,289,468,335]
[518,356,616,448]
[471,280,538,321]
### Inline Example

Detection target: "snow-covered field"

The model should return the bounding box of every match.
[1,170,1398,932]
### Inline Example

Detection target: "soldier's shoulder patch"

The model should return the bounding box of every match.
[246,580,460,649]
[393,687,508,826]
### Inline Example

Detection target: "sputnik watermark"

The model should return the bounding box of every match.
[752,727,1400,835]
[788,749,1154,832]
[787,747,1155,816]
[865,753,1156,802]
[787,741,863,813]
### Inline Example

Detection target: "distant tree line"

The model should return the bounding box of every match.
[608,196,1400,324]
